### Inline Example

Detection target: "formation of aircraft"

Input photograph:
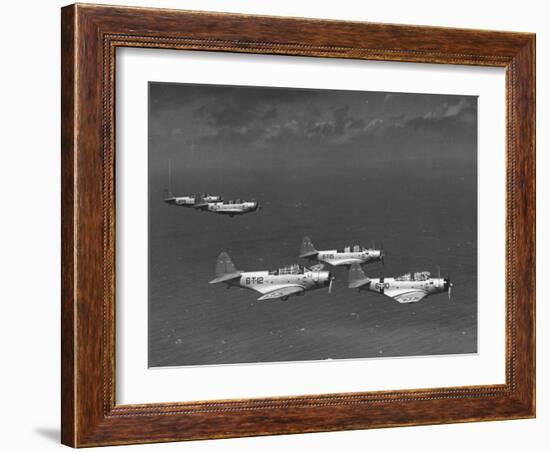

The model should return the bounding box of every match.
[209,252,334,301]
[162,160,259,215]
[166,160,455,305]
[299,236,384,267]
[163,190,221,207]
[163,190,260,216]
[348,263,453,303]
[209,250,453,304]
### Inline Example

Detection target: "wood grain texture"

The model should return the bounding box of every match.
[61,3,536,447]
[61,5,76,446]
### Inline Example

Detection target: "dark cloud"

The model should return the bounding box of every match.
[258,120,300,145]
[348,118,365,130]
[195,102,257,128]
[195,124,264,146]
[406,98,477,132]
[332,105,351,134]
[302,105,370,143]
[261,106,279,121]
[149,83,477,170]
[189,85,318,129]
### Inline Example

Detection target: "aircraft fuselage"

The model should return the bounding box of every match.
[361,277,448,303]
[315,249,382,267]
[232,270,331,294]
[200,201,259,216]
[164,194,221,207]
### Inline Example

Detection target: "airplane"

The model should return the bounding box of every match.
[299,236,384,268]
[194,194,261,217]
[163,190,221,207]
[209,251,334,301]
[162,159,222,207]
[347,263,452,304]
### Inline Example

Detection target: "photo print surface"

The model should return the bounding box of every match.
[148,82,478,367]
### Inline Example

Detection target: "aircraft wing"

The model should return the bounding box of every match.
[385,289,428,304]
[299,251,318,258]
[256,285,305,301]
[217,209,246,214]
[330,258,362,267]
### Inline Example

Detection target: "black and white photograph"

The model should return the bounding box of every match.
[148,82,478,367]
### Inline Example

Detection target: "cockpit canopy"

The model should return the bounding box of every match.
[269,264,305,275]
[342,244,364,253]
[395,271,431,281]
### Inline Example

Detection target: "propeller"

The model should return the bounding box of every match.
[251,199,262,211]
[328,274,335,294]
[444,273,453,301]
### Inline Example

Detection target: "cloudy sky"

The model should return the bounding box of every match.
[149,82,477,174]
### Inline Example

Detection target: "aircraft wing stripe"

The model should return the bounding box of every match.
[389,290,428,303]
[257,285,305,300]
[326,258,363,267]
[385,288,426,297]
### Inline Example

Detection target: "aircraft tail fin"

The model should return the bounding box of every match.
[163,189,175,200]
[193,192,208,209]
[348,263,371,289]
[299,236,318,258]
[209,252,241,284]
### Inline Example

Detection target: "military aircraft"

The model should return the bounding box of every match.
[299,236,384,268]
[163,190,222,207]
[348,263,452,303]
[194,194,260,217]
[209,252,334,301]
[162,159,221,207]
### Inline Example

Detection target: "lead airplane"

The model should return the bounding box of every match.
[194,194,260,217]
[348,263,452,303]
[299,236,384,268]
[209,252,334,301]
[163,190,221,207]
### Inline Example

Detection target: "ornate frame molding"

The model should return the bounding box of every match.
[62,4,535,447]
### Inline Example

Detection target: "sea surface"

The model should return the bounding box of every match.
[148,165,477,367]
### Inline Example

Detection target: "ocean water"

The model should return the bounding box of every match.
[148,165,477,367]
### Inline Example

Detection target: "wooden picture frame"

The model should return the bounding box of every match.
[61,3,535,447]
